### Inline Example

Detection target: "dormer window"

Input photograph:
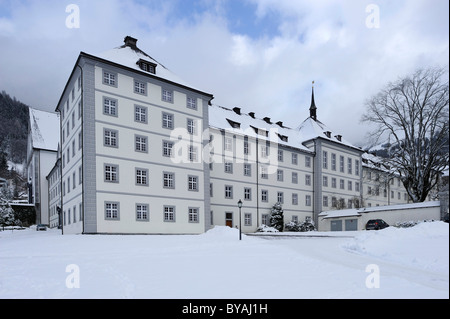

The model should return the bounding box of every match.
[277,133,288,142]
[226,119,241,129]
[324,131,332,138]
[137,59,156,74]
[250,126,268,137]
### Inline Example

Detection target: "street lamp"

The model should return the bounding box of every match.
[237,199,243,240]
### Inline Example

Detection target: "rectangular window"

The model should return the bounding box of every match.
[244,213,252,226]
[135,135,148,153]
[292,153,298,165]
[260,166,268,179]
[187,96,197,110]
[278,150,284,162]
[105,165,118,183]
[340,179,345,189]
[187,118,196,135]
[224,137,233,151]
[305,174,311,186]
[292,172,298,184]
[262,214,269,226]
[72,172,76,189]
[261,190,268,202]
[277,192,284,204]
[162,88,173,102]
[244,188,251,200]
[103,71,117,87]
[162,112,174,129]
[244,163,251,176]
[72,112,75,128]
[104,129,118,148]
[340,156,345,173]
[355,160,360,176]
[164,206,175,222]
[135,105,147,123]
[323,196,328,207]
[79,166,82,185]
[292,193,298,205]
[162,141,174,157]
[323,151,328,169]
[224,162,233,174]
[277,170,284,182]
[105,202,119,220]
[103,97,118,116]
[188,146,198,162]
[355,182,360,192]
[225,185,233,199]
[323,176,328,187]
[348,180,352,191]
[134,80,146,95]
[163,172,175,189]
[136,168,148,186]
[136,204,149,221]
[305,195,312,206]
[244,140,249,155]
[331,153,336,171]
[348,158,352,174]
[188,176,198,191]
[305,156,311,168]
[188,208,199,223]
[72,140,76,157]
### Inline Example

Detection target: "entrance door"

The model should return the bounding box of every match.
[225,212,233,227]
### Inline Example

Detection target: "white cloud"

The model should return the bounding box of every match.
[0,0,448,146]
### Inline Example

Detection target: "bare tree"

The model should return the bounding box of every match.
[362,66,449,203]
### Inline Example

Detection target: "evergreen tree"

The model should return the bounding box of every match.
[270,202,284,232]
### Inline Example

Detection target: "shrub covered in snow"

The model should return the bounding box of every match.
[256,225,279,233]
[395,220,437,228]
[285,220,316,232]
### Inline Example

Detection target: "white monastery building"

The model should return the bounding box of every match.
[52,36,416,234]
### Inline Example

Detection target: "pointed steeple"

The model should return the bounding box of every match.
[309,81,317,121]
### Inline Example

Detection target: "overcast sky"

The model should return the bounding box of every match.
[0,0,448,146]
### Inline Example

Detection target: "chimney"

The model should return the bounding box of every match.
[248,112,256,119]
[232,107,241,115]
[124,36,138,49]
[263,117,272,124]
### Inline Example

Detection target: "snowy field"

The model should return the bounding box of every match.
[0,222,448,299]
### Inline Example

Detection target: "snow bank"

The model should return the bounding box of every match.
[343,221,449,273]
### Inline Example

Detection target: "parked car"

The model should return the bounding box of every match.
[365,219,389,230]
[36,224,47,231]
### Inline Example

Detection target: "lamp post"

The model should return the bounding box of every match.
[237,199,242,240]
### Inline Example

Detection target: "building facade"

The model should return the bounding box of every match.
[53,36,415,234]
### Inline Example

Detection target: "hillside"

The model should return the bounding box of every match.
[0,91,29,166]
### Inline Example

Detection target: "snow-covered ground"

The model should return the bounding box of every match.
[0,222,448,299]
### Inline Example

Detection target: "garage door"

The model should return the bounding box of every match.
[331,220,342,231]
[345,219,358,231]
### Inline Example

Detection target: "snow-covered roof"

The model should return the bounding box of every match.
[297,117,361,151]
[29,108,60,152]
[85,36,211,97]
[320,201,440,219]
[319,209,361,219]
[209,104,313,153]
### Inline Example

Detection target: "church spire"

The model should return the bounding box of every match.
[310,81,317,121]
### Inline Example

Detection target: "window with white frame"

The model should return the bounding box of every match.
[347,158,352,174]
[224,137,233,151]
[244,188,251,200]
[225,185,233,199]
[187,96,197,110]
[292,193,298,205]
[136,204,149,221]
[323,176,328,187]
[278,150,284,162]
[103,98,117,116]
[277,192,284,204]
[136,168,148,186]
[105,202,119,220]
[105,165,118,183]
[261,166,268,179]
[224,162,233,174]
[134,80,146,95]
[163,172,175,189]
[323,151,328,169]
[261,190,268,202]
[277,169,283,182]
[188,176,198,191]
[331,153,336,171]
[103,71,116,86]
[305,195,312,206]
[135,105,147,123]
[187,118,196,135]
[188,208,199,223]
[162,88,173,102]
[292,153,298,165]
[305,174,311,186]
[244,213,252,226]
[104,129,118,147]
[340,155,345,173]
[244,163,251,176]
[244,140,249,155]
[188,145,198,162]
[292,172,298,184]
[162,141,174,157]
[164,206,175,222]
[162,112,174,129]
[135,135,147,153]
